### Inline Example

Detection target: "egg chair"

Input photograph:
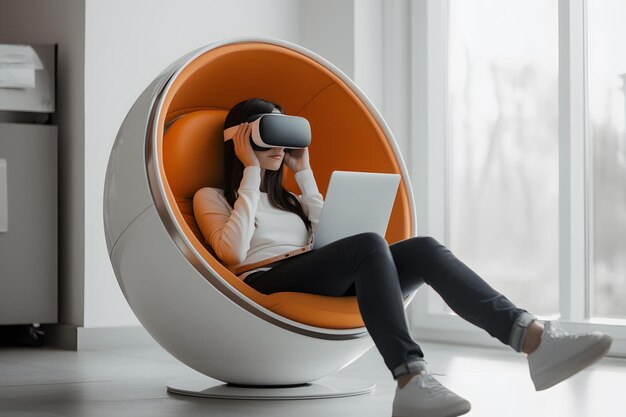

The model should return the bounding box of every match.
[104,37,418,399]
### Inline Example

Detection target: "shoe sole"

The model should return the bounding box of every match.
[531,334,612,391]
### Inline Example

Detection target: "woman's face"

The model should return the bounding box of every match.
[253,146,285,171]
[252,108,285,171]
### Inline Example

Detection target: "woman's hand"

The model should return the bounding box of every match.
[233,122,260,168]
[283,147,311,173]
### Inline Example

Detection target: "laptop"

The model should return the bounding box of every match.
[233,171,401,275]
[311,170,401,249]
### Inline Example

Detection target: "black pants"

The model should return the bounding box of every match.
[243,232,529,379]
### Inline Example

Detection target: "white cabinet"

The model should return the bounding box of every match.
[0,123,58,325]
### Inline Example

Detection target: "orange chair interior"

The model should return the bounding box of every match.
[157,42,415,329]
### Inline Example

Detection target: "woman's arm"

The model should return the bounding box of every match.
[294,168,324,238]
[193,165,261,265]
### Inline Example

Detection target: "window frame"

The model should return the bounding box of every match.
[406,0,626,357]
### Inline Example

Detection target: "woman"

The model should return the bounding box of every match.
[193,98,612,417]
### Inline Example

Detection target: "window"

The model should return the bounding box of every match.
[447,0,559,317]
[408,0,626,355]
[588,0,626,319]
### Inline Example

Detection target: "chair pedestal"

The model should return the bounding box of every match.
[167,375,376,400]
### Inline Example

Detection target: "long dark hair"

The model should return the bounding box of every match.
[223,98,312,233]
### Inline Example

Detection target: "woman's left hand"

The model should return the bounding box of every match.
[283,147,311,173]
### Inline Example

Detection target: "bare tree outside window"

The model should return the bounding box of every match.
[447,0,559,316]
[589,0,626,319]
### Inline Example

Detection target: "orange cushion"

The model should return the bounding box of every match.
[157,42,415,329]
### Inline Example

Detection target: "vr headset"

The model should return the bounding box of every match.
[223,113,311,151]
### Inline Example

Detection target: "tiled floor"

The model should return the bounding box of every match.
[0,338,624,417]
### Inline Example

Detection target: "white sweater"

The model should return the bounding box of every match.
[193,166,324,281]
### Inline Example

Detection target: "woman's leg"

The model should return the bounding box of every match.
[244,232,426,378]
[388,236,615,395]
[388,236,536,353]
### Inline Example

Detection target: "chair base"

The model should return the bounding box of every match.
[166,375,376,400]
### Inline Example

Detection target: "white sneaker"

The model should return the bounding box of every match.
[392,365,471,417]
[528,320,612,391]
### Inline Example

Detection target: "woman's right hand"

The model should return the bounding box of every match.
[233,122,260,168]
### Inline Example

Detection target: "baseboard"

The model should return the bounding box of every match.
[41,323,78,350]
[41,323,157,350]
[411,323,626,358]
[411,325,511,352]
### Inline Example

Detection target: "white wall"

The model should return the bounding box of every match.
[0,0,86,328]
[299,0,355,79]
[355,0,384,110]
[83,0,304,327]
